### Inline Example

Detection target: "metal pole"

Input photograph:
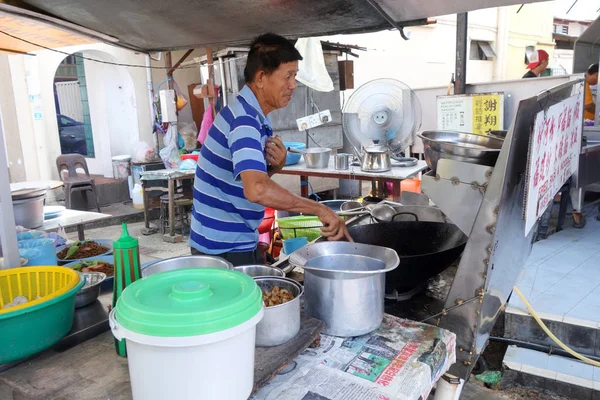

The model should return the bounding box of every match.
[0,105,20,269]
[455,13,468,95]
[145,55,160,157]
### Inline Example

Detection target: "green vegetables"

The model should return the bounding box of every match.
[70,260,104,271]
[63,240,90,260]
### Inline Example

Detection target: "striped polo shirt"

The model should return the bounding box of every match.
[190,86,272,254]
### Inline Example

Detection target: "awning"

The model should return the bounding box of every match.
[0,11,95,55]
[574,15,600,73]
[1,0,549,53]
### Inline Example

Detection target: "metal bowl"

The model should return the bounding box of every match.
[234,265,285,278]
[418,130,504,172]
[141,255,233,277]
[254,276,303,347]
[75,272,107,308]
[303,148,331,169]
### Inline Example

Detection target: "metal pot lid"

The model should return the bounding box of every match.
[115,268,262,337]
[289,242,399,275]
[11,187,48,200]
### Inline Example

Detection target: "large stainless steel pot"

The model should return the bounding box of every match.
[254,276,303,347]
[141,255,233,277]
[418,130,503,171]
[13,194,46,229]
[355,144,392,172]
[289,242,399,337]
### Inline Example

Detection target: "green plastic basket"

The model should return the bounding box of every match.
[276,216,323,241]
[0,274,85,364]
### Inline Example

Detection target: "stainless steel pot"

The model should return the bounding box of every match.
[289,242,399,337]
[13,194,46,229]
[234,265,285,278]
[288,147,332,169]
[254,276,303,347]
[141,255,233,277]
[334,153,352,170]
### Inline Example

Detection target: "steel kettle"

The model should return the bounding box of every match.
[355,144,392,172]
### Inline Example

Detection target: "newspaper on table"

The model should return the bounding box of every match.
[251,315,456,400]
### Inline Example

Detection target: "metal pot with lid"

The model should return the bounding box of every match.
[355,144,392,172]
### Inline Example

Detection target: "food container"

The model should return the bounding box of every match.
[418,130,503,172]
[110,268,263,400]
[234,265,285,278]
[289,242,399,337]
[64,255,114,292]
[13,193,46,229]
[334,153,352,170]
[75,272,107,308]
[254,276,303,347]
[0,266,85,363]
[141,255,233,277]
[56,239,113,265]
[18,238,57,266]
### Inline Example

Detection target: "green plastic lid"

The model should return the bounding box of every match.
[113,223,138,249]
[115,268,262,337]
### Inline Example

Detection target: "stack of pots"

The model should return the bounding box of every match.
[11,187,47,229]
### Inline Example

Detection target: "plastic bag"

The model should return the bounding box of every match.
[173,80,189,111]
[179,159,197,170]
[135,141,156,163]
[179,122,199,151]
[295,38,334,92]
[159,124,182,169]
[198,104,214,146]
[18,238,57,266]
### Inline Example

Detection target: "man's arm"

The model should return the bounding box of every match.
[241,170,352,241]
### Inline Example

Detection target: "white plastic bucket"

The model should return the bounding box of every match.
[109,308,263,400]
[112,155,132,180]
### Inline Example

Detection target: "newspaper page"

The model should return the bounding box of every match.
[251,315,456,400]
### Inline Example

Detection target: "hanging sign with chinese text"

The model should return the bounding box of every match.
[524,93,583,236]
[437,93,504,134]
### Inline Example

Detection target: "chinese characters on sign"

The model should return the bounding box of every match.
[437,93,504,135]
[524,93,583,235]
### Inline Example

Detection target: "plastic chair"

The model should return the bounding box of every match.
[56,154,101,212]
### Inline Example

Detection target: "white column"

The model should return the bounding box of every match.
[0,105,20,269]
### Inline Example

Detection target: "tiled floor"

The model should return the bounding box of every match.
[509,212,600,325]
[504,346,600,390]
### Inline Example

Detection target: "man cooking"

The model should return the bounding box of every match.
[190,33,352,266]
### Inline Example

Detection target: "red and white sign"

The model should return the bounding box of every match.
[524,93,583,236]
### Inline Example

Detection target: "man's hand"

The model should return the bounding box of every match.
[317,206,354,242]
[266,136,287,172]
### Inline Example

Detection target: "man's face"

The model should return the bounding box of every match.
[540,58,549,73]
[588,72,598,86]
[260,61,299,110]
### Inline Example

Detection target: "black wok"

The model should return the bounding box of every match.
[348,221,468,294]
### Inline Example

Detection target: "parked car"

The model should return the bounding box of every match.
[57,114,88,155]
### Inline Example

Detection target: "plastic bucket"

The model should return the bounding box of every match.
[110,308,263,400]
[18,238,57,266]
[112,155,132,180]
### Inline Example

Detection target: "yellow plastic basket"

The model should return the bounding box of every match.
[0,266,81,314]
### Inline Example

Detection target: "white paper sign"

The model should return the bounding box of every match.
[524,93,583,236]
[437,93,504,134]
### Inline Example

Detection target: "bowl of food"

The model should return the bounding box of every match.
[75,272,107,308]
[64,255,115,292]
[56,239,113,264]
[234,265,285,278]
[254,276,303,347]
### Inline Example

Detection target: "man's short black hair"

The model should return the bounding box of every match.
[244,33,303,83]
[588,63,599,75]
